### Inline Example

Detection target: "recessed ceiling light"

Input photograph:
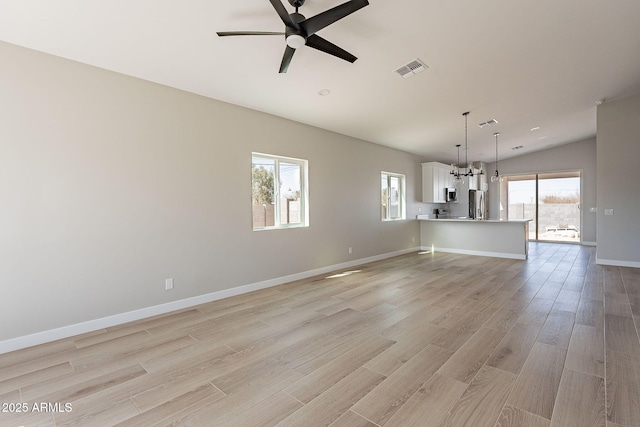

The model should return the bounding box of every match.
[318,89,331,96]
[530,126,540,131]
[538,136,548,140]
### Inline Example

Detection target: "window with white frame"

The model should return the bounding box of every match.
[252,153,308,230]
[381,171,406,221]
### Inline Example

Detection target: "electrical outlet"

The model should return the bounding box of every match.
[412,237,415,242]
[604,209,614,216]
[165,278,174,290]
[348,247,353,254]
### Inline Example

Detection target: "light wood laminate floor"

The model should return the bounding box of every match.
[1,243,639,426]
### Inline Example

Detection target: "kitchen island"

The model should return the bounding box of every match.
[418,217,532,260]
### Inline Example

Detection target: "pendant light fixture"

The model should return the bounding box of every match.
[491,132,502,183]
[463,112,472,176]
[461,111,483,177]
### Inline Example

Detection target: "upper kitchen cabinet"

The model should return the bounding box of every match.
[467,164,488,191]
[422,162,452,203]
[469,169,478,190]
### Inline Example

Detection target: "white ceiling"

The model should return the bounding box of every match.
[2,0,640,164]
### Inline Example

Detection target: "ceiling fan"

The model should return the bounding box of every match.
[217,0,369,73]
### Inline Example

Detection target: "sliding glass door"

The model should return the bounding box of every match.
[537,172,581,242]
[504,175,537,240]
[501,171,581,243]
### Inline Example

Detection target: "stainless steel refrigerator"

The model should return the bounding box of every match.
[468,189,487,220]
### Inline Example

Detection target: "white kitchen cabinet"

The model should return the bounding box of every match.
[422,162,452,203]
[467,168,487,190]
[479,169,488,191]
[468,164,487,191]
[468,171,478,190]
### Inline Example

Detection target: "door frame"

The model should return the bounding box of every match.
[500,169,583,243]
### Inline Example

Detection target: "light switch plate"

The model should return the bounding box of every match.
[604,209,614,216]
[589,207,597,213]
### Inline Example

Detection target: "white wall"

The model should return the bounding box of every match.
[486,138,597,244]
[0,41,422,345]
[596,94,640,267]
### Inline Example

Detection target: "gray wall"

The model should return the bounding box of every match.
[596,94,640,266]
[487,138,597,244]
[0,41,422,343]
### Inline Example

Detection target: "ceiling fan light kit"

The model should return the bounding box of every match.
[286,34,306,49]
[217,0,369,73]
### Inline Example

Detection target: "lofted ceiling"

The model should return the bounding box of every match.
[2,0,640,164]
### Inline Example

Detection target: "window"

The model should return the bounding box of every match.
[252,153,308,230]
[381,171,406,221]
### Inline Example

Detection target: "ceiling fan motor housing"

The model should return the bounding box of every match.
[285,29,306,48]
[288,0,305,7]
[285,12,307,48]
[285,25,305,39]
[289,12,306,25]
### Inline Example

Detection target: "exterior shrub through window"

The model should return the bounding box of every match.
[381,171,406,221]
[252,153,308,230]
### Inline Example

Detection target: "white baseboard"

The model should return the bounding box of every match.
[0,247,420,355]
[419,246,526,260]
[582,241,597,246]
[596,257,640,268]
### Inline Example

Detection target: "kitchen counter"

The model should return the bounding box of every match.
[418,217,531,223]
[418,216,532,259]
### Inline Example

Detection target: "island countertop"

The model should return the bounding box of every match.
[418,216,531,259]
[417,216,531,223]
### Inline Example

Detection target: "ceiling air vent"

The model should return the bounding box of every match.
[478,119,499,128]
[394,59,428,78]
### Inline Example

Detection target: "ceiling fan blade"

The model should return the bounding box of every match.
[300,0,369,36]
[269,0,296,28]
[217,31,285,36]
[306,34,357,63]
[279,46,296,73]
